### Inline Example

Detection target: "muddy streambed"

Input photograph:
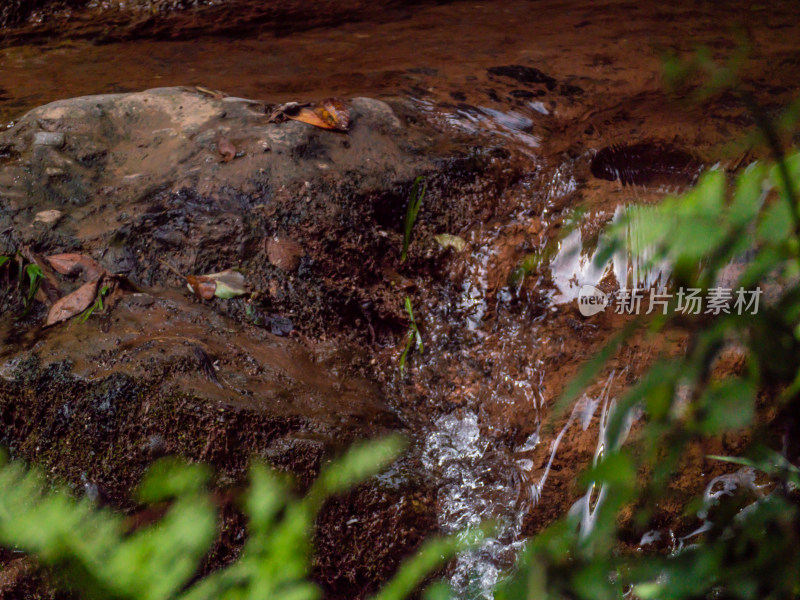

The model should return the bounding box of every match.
[2,1,800,598]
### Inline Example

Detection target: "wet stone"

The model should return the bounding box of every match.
[0,84,499,600]
[33,131,65,148]
[0,86,469,492]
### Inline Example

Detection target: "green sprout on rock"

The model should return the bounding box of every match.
[401,176,427,263]
[399,296,423,375]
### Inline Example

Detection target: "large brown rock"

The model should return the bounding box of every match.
[0,87,440,467]
[0,86,491,598]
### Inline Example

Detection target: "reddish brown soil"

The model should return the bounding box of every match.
[0,0,438,43]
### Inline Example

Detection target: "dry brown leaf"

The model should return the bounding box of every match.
[267,101,308,123]
[46,278,100,327]
[203,269,247,298]
[218,137,237,162]
[287,107,335,130]
[285,99,350,132]
[315,98,351,131]
[46,253,106,280]
[186,275,217,300]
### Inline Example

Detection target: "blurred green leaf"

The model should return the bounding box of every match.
[730,163,767,226]
[310,435,406,503]
[757,198,793,242]
[696,377,756,433]
[371,533,480,600]
[138,458,211,502]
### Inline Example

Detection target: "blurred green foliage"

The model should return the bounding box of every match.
[494,69,800,598]
[0,436,467,600]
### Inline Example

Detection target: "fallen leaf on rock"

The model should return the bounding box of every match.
[206,269,247,299]
[269,98,350,132]
[288,99,350,132]
[46,253,106,280]
[267,101,305,124]
[314,98,351,131]
[267,101,306,122]
[186,275,217,300]
[218,137,237,162]
[187,269,247,300]
[287,107,332,130]
[46,278,100,326]
[434,233,467,252]
[266,237,304,272]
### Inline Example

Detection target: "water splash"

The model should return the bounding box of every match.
[569,370,641,538]
[549,204,672,303]
[422,412,527,599]
[411,98,541,156]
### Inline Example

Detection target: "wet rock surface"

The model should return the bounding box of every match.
[0,86,487,340]
[0,87,485,597]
